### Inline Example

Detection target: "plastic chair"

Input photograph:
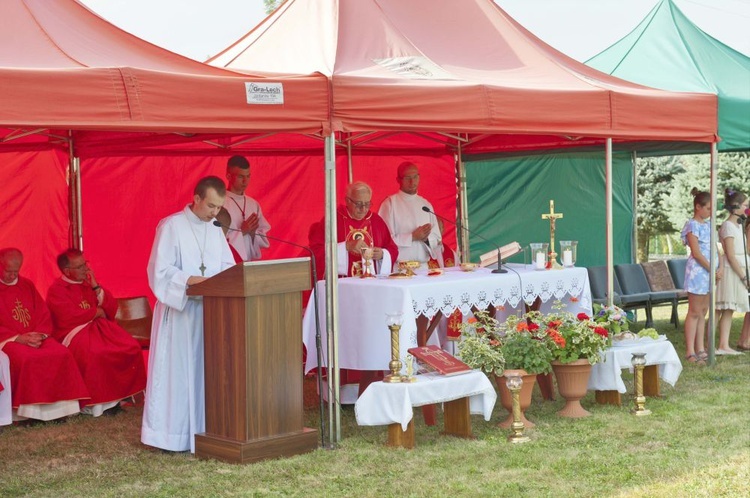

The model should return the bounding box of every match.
[640,261,684,327]
[666,258,688,291]
[586,266,622,306]
[614,264,671,328]
[115,296,152,349]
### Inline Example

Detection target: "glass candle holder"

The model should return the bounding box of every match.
[559,240,577,267]
[529,243,549,270]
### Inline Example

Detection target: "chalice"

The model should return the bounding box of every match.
[360,246,375,278]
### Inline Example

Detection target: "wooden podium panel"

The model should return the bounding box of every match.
[188,258,318,463]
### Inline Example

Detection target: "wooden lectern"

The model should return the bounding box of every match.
[187,258,318,464]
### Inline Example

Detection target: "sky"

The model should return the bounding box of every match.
[79,0,750,62]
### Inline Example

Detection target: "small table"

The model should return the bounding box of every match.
[354,371,497,448]
[588,339,682,405]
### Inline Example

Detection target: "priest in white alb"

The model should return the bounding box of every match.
[378,162,443,266]
[224,155,271,261]
[141,176,235,453]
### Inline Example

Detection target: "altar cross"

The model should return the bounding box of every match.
[542,200,564,268]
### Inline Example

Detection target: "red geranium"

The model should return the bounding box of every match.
[577,313,590,321]
[528,322,540,331]
[594,326,609,338]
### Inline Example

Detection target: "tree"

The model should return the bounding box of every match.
[635,156,682,262]
[264,0,286,14]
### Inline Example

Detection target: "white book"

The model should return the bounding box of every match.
[479,241,522,268]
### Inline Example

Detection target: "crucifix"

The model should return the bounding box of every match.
[541,200,564,270]
[199,262,206,276]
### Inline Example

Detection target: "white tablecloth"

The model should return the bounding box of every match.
[354,370,497,430]
[303,264,592,372]
[588,339,682,393]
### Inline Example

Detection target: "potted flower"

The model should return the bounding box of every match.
[457,311,505,377]
[494,318,554,428]
[544,307,609,417]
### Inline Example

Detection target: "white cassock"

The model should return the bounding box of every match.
[0,351,11,426]
[141,205,235,453]
[378,191,442,265]
[224,191,271,261]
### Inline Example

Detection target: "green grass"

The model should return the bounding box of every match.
[1,305,748,497]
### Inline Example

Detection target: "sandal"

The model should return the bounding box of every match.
[685,354,706,365]
[696,350,709,361]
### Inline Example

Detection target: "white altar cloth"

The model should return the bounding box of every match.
[303,265,592,373]
[588,338,682,393]
[354,370,496,431]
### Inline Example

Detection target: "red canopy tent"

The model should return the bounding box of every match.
[1,0,717,305]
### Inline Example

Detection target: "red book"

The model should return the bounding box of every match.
[407,345,472,376]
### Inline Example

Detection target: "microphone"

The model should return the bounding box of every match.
[738,208,749,222]
[212,220,326,445]
[421,206,507,274]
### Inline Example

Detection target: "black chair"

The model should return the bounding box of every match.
[640,261,684,327]
[667,258,688,292]
[612,264,655,327]
[587,266,622,306]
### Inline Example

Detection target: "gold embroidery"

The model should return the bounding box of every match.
[347,225,374,247]
[12,299,31,328]
[79,300,91,310]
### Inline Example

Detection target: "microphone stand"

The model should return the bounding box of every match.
[741,215,750,308]
[214,222,327,448]
[422,206,507,273]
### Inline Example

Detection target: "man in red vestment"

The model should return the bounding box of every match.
[47,249,146,416]
[310,181,398,280]
[0,248,89,421]
[309,181,399,396]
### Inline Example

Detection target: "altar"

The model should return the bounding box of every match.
[302,264,592,373]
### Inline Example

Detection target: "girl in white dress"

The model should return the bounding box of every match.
[715,189,750,355]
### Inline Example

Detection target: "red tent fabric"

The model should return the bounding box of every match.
[210,0,718,150]
[0,0,718,301]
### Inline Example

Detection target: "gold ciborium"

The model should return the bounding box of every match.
[360,246,376,278]
[398,260,420,277]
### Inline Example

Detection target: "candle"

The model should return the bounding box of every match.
[535,252,546,269]
[563,249,573,267]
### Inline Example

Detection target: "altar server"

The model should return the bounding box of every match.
[0,248,89,421]
[224,155,271,261]
[141,176,234,453]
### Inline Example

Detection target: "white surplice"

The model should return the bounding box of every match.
[141,205,235,453]
[0,351,11,426]
[224,191,271,261]
[378,191,442,264]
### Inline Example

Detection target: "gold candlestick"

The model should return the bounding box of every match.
[631,353,651,416]
[384,313,404,383]
[542,200,564,270]
[506,373,530,443]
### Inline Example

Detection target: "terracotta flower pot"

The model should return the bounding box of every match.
[495,370,537,428]
[551,359,592,418]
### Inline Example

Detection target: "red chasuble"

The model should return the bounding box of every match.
[46,278,146,406]
[0,277,89,407]
[310,206,399,280]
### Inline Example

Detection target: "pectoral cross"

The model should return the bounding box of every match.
[199,262,206,276]
[542,200,564,269]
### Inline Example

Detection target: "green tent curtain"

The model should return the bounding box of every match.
[465,151,634,268]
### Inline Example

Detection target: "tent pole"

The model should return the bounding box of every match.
[346,137,353,184]
[457,142,469,261]
[631,151,638,263]
[606,139,614,307]
[324,133,341,446]
[707,143,718,365]
[68,133,83,251]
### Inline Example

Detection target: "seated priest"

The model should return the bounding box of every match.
[47,249,146,416]
[310,181,398,280]
[0,248,89,421]
[309,181,399,396]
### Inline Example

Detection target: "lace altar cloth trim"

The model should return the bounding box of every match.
[410,265,591,319]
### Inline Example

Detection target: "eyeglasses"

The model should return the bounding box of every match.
[346,197,371,209]
[68,261,89,271]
